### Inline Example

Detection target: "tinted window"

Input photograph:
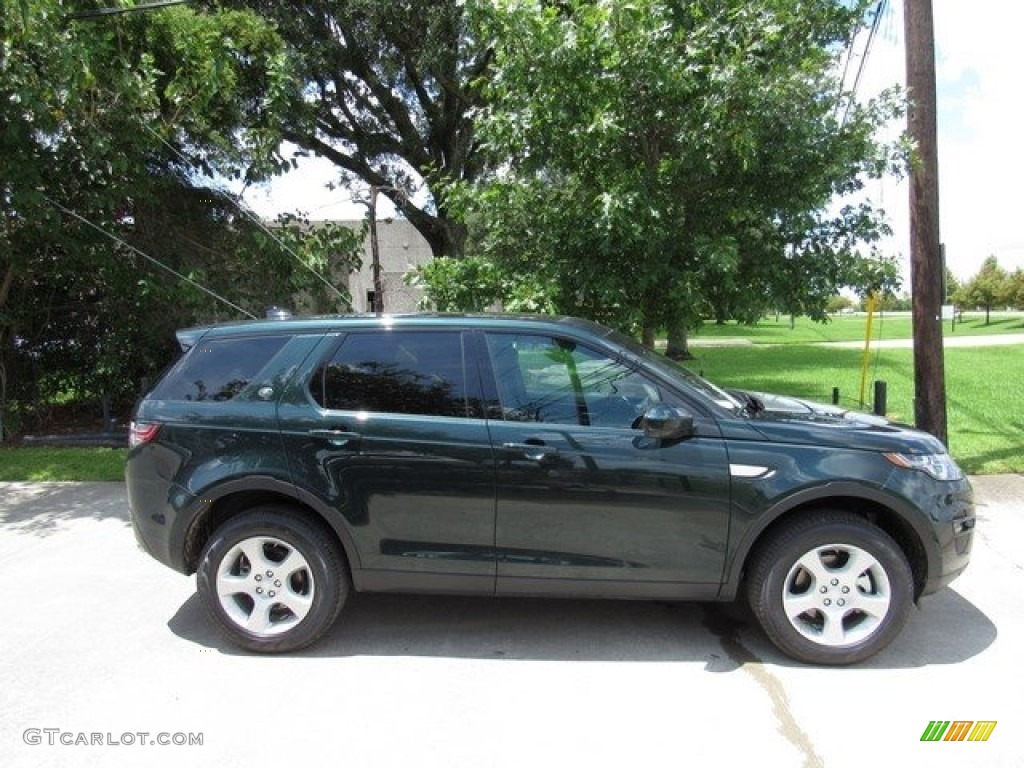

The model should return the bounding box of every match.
[314,331,472,418]
[485,333,675,428]
[152,335,288,402]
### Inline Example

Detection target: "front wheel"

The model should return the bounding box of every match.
[197,506,348,653]
[746,511,913,665]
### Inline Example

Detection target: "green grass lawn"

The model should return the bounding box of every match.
[686,344,1024,475]
[0,446,127,482]
[690,311,1024,344]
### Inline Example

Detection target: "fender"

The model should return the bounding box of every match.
[174,474,362,576]
[717,480,940,600]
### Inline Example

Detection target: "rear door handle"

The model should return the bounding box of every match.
[308,429,362,447]
[502,441,560,464]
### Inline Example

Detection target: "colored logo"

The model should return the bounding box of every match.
[921,721,997,742]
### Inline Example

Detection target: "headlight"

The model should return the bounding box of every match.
[884,452,964,481]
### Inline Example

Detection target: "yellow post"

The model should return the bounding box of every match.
[859,293,879,408]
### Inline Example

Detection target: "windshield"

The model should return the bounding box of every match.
[603,328,744,412]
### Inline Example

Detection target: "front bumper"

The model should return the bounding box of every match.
[884,471,975,597]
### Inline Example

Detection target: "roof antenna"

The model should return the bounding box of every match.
[265,306,293,320]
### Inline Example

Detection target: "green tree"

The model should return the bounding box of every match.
[826,295,855,314]
[215,0,493,258]
[944,266,960,304]
[954,256,1009,324]
[449,0,902,353]
[1006,268,1024,310]
[0,2,357,436]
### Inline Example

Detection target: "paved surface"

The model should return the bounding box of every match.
[823,333,1024,349]
[0,478,1021,768]
[685,333,1024,349]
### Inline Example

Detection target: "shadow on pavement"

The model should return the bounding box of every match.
[167,585,995,670]
[0,482,128,536]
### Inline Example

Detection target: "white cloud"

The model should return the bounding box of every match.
[240,143,395,221]
[934,0,1024,277]
[856,0,1024,282]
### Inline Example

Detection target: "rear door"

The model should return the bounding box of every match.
[482,331,732,599]
[277,328,496,594]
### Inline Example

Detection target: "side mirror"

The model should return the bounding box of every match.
[641,404,695,440]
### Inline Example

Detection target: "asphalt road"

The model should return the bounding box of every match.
[1,478,1021,768]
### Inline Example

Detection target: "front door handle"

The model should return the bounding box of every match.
[308,429,362,447]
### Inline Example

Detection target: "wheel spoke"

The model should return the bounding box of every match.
[216,571,248,596]
[794,550,830,585]
[819,610,847,645]
[238,538,275,574]
[276,548,310,580]
[784,592,820,621]
[276,589,314,621]
[244,600,275,634]
[847,590,890,619]
[835,548,875,580]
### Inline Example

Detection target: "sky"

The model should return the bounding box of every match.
[242,0,1024,284]
[857,0,1024,282]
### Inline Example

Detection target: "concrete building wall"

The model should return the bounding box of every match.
[344,218,434,313]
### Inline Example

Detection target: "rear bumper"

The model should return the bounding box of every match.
[125,444,194,574]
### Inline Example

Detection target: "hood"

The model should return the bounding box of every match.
[731,389,947,455]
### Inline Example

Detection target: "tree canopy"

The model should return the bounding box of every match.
[953,256,1011,324]
[214,0,492,258]
[427,0,903,353]
[0,1,359,436]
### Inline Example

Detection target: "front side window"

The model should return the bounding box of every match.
[151,335,288,402]
[485,333,673,428]
[313,331,472,418]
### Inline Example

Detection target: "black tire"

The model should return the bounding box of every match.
[746,511,913,665]
[197,506,348,653]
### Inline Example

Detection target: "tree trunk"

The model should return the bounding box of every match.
[641,324,656,349]
[391,197,467,258]
[665,321,693,360]
[0,263,13,309]
[0,264,12,441]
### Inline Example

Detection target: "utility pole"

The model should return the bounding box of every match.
[904,0,948,444]
[367,186,384,316]
[362,184,406,317]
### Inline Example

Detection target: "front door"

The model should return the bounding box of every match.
[482,331,731,599]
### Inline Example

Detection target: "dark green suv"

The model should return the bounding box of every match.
[126,313,974,664]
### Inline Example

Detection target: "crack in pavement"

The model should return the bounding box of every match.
[702,605,824,768]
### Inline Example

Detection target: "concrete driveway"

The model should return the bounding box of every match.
[1,478,1021,768]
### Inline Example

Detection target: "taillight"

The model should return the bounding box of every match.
[129,421,161,448]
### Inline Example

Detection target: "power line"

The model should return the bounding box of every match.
[44,196,257,319]
[66,0,191,21]
[834,25,862,122]
[841,0,889,128]
[143,124,349,301]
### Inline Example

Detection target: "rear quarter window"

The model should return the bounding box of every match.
[151,335,289,402]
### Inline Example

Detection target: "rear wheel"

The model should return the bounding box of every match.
[747,511,913,665]
[197,506,348,653]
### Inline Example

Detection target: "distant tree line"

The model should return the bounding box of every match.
[951,256,1024,324]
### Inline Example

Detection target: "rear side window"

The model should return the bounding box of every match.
[312,331,473,418]
[151,335,288,402]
